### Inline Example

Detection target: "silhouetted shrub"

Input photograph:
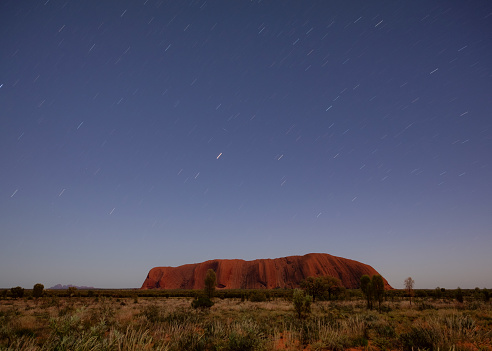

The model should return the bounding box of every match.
[67,286,78,297]
[456,287,464,303]
[484,289,490,302]
[434,287,442,299]
[11,286,24,299]
[33,283,44,298]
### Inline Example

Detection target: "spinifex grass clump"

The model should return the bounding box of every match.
[399,311,482,351]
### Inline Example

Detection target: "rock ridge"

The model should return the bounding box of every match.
[141,253,392,290]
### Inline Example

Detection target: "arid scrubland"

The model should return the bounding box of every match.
[1,293,491,350]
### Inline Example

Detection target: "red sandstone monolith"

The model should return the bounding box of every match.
[141,253,392,290]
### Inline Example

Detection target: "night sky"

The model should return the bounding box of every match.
[1,0,491,289]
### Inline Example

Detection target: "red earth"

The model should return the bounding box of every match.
[141,253,392,290]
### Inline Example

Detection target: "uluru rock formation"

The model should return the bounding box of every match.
[141,253,392,290]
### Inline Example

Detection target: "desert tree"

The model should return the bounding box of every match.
[372,275,385,311]
[434,287,442,300]
[404,277,415,305]
[324,276,343,300]
[301,276,343,302]
[474,287,481,301]
[483,289,490,303]
[67,286,78,297]
[473,287,489,302]
[360,275,373,309]
[10,286,24,299]
[292,288,312,319]
[191,269,216,309]
[456,287,464,303]
[33,283,44,298]
[300,276,325,302]
[204,269,217,299]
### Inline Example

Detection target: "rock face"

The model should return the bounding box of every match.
[141,253,392,290]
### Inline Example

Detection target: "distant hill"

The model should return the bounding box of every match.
[48,284,96,290]
[142,253,392,290]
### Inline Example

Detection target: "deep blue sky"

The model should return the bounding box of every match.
[1,0,491,289]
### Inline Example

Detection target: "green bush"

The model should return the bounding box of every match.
[351,336,368,347]
[292,289,312,319]
[399,326,441,351]
[192,296,214,309]
[0,290,8,299]
[33,284,44,298]
[226,331,263,351]
[484,289,490,302]
[204,269,217,299]
[374,324,396,338]
[67,286,78,297]
[456,287,464,303]
[10,286,24,299]
[141,304,161,323]
[249,292,267,302]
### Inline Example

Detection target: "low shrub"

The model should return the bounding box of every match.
[418,302,437,310]
[227,331,263,351]
[10,287,24,299]
[32,284,44,298]
[351,336,368,347]
[141,304,161,323]
[292,289,312,319]
[399,326,442,351]
[191,296,214,309]
[249,292,267,302]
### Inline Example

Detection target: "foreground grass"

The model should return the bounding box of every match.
[1,296,491,350]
